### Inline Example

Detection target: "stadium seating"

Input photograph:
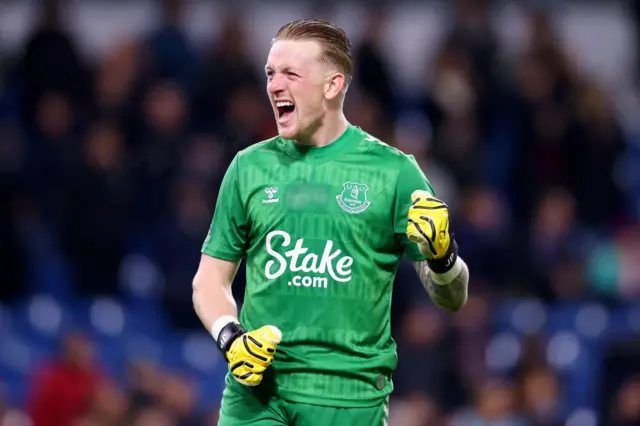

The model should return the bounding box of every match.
[1,294,638,413]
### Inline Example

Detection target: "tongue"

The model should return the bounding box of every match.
[280,109,293,121]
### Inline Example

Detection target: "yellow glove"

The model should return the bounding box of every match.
[216,323,282,386]
[406,190,458,273]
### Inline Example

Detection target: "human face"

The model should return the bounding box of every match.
[265,39,328,141]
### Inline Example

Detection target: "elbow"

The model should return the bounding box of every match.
[436,303,460,313]
[451,293,469,312]
[448,300,467,312]
[192,276,201,309]
[435,296,467,313]
[439,303,465,313]
[454,293,469,312]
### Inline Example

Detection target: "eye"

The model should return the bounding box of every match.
[286,72,298,78]
[266,70,274,78]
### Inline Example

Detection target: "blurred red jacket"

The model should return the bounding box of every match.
[27,361,101,426]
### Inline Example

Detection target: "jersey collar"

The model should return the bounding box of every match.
[278,124,357,163]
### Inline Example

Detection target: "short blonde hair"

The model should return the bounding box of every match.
[275,18,354,85]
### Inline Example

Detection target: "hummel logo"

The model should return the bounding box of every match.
[263,187,279,204]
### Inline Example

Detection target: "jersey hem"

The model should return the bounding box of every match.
[275,387,390,408]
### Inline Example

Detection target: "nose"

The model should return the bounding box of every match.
[267,74,285,94]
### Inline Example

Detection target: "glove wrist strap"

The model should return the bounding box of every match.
[216,321,246,361]
[427,237,458,274]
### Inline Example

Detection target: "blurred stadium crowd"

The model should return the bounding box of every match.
[1,0,640,425]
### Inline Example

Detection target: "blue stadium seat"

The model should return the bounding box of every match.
[485,332,524,374]
[179,332,222,376]
[67,297,127,338]
[196,377,226,412]
[2,376,30,407]
[0,333,53,383]
[155,331,227,386]
[68,297,165,342]
[572,303,610,341]
[624,303,640,335]
[123,300,168,338]
[491,298,549,337]
[2,297,635,417]
[0,303,11,334]
[8,294,73,347]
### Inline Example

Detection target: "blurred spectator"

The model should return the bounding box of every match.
[527,187,588,301]
[507,11,577,227]
[27,332,103,426]
[27,91,80,227]
[427,37,485,188]
[158,374,201,425]
[156,177,212,329]
[450,293,492,398]
[0,1,638,424]
[0,125,29,302]
[453,187,511,293]
[131,406,176,426]
[144,0,197,89]
[127,361,163,412]
[610,376,640,426]
[450,378,531,426]
[132,79,190,227]
[394,305,449,399]
[602,339,640,424]
[568,80,627,228]
[393,111,457,205]
[388,393,442,426]
[447,0,500,137]
[353,8,396,122]
[86,381,129,425]
[218,85,274,160]
[345,90,392,142]
[518,367,563,426]
[180,134,226,188]
[60,120,132,297]
[192,13,261,131]
[92,41,144,130]
[20,0,89,125]
[0,386,5,421]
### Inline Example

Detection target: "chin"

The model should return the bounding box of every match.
[277,124,299,140]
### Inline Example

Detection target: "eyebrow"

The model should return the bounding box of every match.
[264,66,299,74]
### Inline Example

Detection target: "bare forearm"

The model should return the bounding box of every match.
[413,258,469,312]
[193,279,238,331]
[192,256,241,336]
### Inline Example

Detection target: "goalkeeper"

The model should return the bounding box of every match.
[192,18,470,426]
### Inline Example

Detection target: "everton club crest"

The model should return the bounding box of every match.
[337,182,371,214]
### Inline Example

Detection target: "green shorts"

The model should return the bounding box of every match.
[217,377,389,426]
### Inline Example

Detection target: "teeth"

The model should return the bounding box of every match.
[276,101,294,107]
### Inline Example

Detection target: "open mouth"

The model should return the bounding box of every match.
[276,101,295,122]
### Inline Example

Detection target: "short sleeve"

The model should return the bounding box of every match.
[393,154,436,261]
[201,154,249,261]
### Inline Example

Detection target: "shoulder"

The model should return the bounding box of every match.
[353,127,417,167]
[353,128,431,192]
[229,137,285,171]
[236,136,281,159]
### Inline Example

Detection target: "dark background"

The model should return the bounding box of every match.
[1,0,640,425]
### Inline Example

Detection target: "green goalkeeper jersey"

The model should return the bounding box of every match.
[202,124,434,407]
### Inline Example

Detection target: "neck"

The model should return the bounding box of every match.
[296,111,349,147]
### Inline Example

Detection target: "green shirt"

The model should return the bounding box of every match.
[203,124,434,407]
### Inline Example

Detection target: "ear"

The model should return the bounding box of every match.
[324,73,345,101]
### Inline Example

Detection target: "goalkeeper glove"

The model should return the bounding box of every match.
[215,320,282,386]
[406,189,458,274]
